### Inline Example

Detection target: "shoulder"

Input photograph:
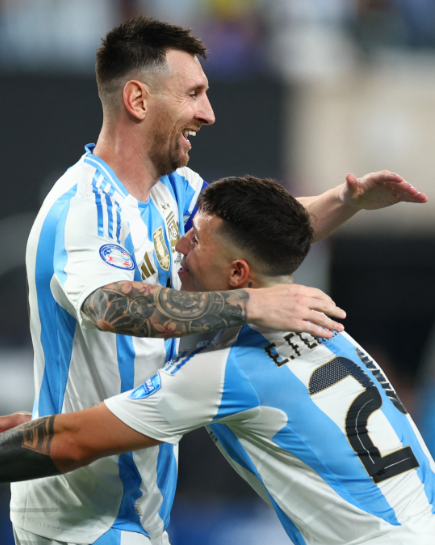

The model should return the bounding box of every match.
[171,167,204,191]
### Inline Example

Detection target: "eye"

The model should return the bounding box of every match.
[191,235,198,244]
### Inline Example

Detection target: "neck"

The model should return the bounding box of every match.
[93,120,161,203]
[244,274,294,289]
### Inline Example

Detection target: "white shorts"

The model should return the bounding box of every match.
[13,526,170,545]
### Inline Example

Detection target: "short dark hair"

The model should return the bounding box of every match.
[96,16,207,98]
[197,176,313,277]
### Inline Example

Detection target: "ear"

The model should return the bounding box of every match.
[123,80,149,120]
[229,259,251,288]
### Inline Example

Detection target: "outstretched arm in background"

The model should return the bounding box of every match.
[300,170,428,242]
[0,404,154,483]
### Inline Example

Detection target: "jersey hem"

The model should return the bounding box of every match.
[10,514,111,544]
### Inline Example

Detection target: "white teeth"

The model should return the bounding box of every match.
[184,130,196,137]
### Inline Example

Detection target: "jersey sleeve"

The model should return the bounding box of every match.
[104,345,231,444]
[51,190,136,328]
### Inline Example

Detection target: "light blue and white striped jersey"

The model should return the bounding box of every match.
[11,144,205,543]
[106,326,435,545]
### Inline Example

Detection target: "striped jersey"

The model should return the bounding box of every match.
[11,144,205,543]
[106,326,435,545]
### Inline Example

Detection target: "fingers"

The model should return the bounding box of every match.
[291,285,346,319]
[375,181,428,203]
[359,170,426,199]
[345,173,358,185]
[361,170,404,184]
[0,412,31,433]
[292,321,336,339]
[384,182,428,203]
[290,305,345,338]
[249,284,346,337]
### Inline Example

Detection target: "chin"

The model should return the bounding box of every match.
[180,282,195,292]
[177,153,189,169]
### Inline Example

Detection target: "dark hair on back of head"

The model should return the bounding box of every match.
[197,176,314,277]
[96,16,207,95]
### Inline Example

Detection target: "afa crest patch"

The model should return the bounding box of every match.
[99,244,135,270]
[129,373,162,399]
[153,226,170,271]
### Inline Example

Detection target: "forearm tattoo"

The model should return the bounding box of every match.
[22,416,55,455]
[82,282,249,338]
[0,416,61,483]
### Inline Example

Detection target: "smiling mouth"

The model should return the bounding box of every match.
[179,259,190,274]
[182,129,197,139]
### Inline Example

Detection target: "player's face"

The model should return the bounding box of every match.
[176,212,235,292]
[148,50,215,176]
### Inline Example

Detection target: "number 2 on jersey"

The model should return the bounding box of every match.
[308,356,419,483]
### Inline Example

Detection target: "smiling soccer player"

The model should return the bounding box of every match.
[1,176,434,545]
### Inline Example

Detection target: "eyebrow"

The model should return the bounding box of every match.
[192,223,200,239]
[188,82,209,92]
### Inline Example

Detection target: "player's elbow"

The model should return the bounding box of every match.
[50,416,101,473]
[53,435,99,473]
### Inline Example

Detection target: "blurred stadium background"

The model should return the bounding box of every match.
[2,0,435,543]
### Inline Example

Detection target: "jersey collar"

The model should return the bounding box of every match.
[84,143,129,198]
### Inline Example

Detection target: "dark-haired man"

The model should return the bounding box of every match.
[1,176,434,545]
[15,14,428,545]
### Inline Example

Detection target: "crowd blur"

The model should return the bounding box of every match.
[1,0,435,79]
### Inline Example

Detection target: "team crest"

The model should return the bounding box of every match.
[153,226,171,271]
[99,244,135,270]
[166,211,180,252]
[129,373,161,399]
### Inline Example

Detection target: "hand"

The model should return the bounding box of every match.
[0,412,32,433]
[340,171,428,210]
[247,284,346,338]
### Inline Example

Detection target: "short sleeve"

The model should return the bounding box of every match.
[104,345,232,444]
[52,191,136,327]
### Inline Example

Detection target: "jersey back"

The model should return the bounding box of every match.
[107,325,435,545]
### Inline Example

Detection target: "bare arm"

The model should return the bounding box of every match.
[82,281,346,339]
[300,171,428,242]
[0,412,31,433]
[0,404,157,483]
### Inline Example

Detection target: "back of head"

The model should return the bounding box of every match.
[96,16,207,108]
[197,176,313,277]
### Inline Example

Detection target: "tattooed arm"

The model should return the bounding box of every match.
[0,416,62,482]
[0,404,158,483]
[82,281,345,339]
[82,282,248,338]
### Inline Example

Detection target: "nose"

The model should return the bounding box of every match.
[195,94,215,126]
[175,229,192,255]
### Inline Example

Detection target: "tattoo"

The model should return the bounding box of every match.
[22,416,55,455]
[0,417,61,483]
[82,282,249,338]
[248,282,253,288]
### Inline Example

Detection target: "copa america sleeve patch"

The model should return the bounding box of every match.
[129,373,162,399]
[99,244,135,270]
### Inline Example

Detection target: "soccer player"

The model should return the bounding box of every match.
[1,176,434,545]
[12,14,427,545]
